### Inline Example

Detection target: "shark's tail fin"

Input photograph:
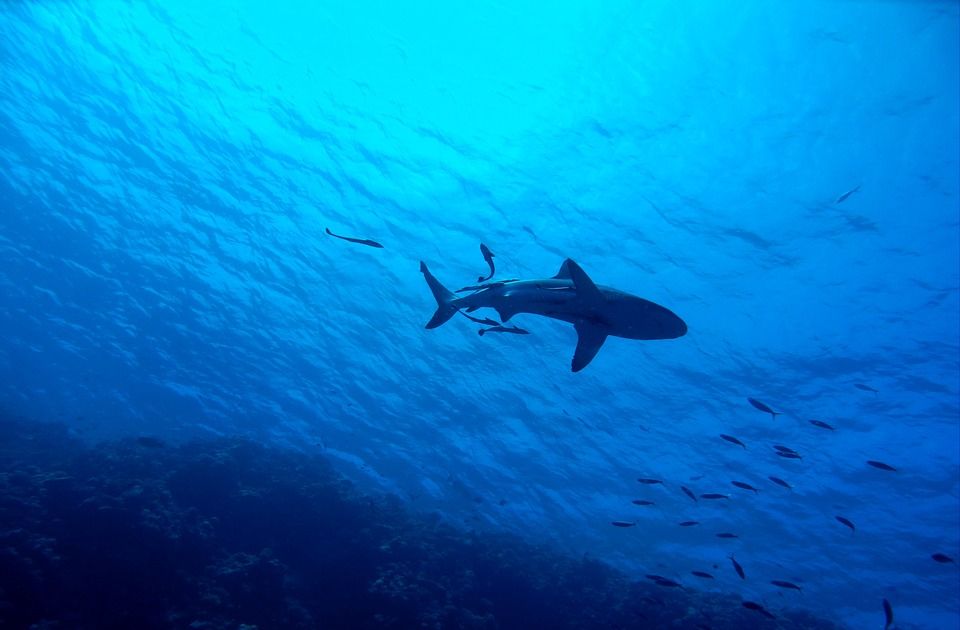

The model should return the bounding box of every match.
[420,261,459,329]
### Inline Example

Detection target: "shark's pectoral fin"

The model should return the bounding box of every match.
[495,305,517,322]
[572,323,608,372]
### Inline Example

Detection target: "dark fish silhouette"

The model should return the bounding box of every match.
[836,515,856,534]
[478,325,529,336]
[611,520,637,528]
[747,397,780,419]
[768,476,792,490]
[729,554,745,580]
[720,434,746,449]
[653,577,683,588]
[632,499,656,506]
[932,553,955,564]
[680,486,698,503]
[645,574,669,582]
[459,311,501,327]
[455,279,520,293]
[742,601,775,619]
[835,184,861,204]
[691,571,714,579]
[716,533,738,539]
[809,419,835,431]
[325,227,384,248]
[882,598,894,630]
[637,478,663,485]
[732,481,759,494]
[477,243,496,281]
[136,436,166,448]
[701,493,729,500]
[867,460,897,472]
[855,382,878,394]
[679,521,700,527]
[771,579,803,592]
[773,445,799,455]
[776,451,802,460]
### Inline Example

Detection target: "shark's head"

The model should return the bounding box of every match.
[602,291,687,340]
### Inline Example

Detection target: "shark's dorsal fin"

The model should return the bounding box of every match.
[572,322,608,372]
[566,259,604,304]
[552,260,573,279]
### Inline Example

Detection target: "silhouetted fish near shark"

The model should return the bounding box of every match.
[835,184,861,204]
[611,520,637,528]
[637,478,663,485]
[836,515,856,534]
[680,486,698,503]
[478,325,529,336]
[855,382,879,394]
[632,499,656,506]
[932,553,955,564]
[720,434,746,449]
[325,227,384,248]
[809,419,835,431]
[420,258,687,371]
[742,601,775,619]
[729,554,746,580]
[678,521,700,527]
[867,460,897,472]
[691,571,714,579]
[768,476,792,490]
[701,493,729,500]
[731,481,759,494]
[477,243,496,282]
[882,598,894,630]
[747,397,780,419]
[771,579,803,592]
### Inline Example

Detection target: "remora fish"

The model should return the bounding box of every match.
[867,460,897,472]
[768,476,792,490]
[809,419,835,431]
[836,515,856,535]
[325,227,384,248]
[478,325,529,336]
[720,434,746,449]
[835,184,861,204]
[477,243,496,282]
[420,259,687,372]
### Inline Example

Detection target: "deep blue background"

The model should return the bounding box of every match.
[1,1,957,627]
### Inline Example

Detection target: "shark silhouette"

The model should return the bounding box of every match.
[420,258,686,371]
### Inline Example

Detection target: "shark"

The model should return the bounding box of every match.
[419,258,687,371]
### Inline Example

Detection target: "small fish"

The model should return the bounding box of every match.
[645,574,669,582]
[611,520,637,528]
[835,184,861,204]
[680,486,698,503]
[771,579,803,592]
[459,311,501,326]
[716,533,739,539]
[720,434,747,449]
[691,571,714,579]
[678,521,700,527]
[867,460,897,472]
[854,382,878,394]
[477,243,496,282]
[325,227,384,249]
[729,555,746,580]
[836,515,856,534]
[637,478,663,485]
[700,493,729,500]
[135,436,166,448]
[747,397,780,419]
[632,499,656,506]
[768,476,792,490]
[773,445,799,455]
[654,577,683,588]
[731,481,759,494]
[776,451,802,460]
[478,325,529,336]
[882,598,893,630]
[932,553,955,564]
[809,419,835,431]
[742,601,775,619]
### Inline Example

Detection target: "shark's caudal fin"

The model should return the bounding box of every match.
[420,261,459,329]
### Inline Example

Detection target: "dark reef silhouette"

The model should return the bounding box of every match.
[0,417,839,629]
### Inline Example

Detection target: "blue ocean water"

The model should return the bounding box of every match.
[0,1,957,628]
